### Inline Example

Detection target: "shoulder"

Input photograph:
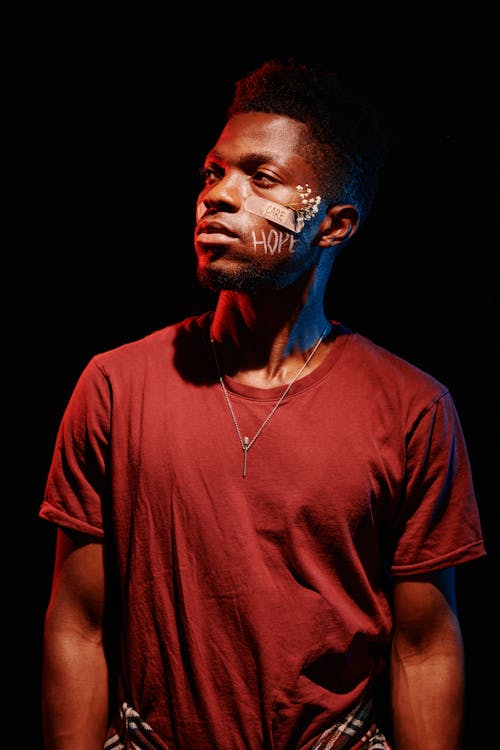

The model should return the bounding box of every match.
[338,329,455,431]
[90,312,213,379]
[346,330,449,398]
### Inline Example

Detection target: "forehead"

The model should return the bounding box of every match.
[210,112,311,167]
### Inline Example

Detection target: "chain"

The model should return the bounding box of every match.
[210,323,330,477]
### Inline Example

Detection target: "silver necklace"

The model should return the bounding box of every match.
[210,323,330,478]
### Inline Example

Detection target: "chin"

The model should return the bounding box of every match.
[196,263,286,294]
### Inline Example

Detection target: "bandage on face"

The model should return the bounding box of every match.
[197,188,320,234]
[244,195,303,233]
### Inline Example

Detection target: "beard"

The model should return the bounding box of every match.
[196,240,322,294]
[194,212,327,294]
[196,261,281,294]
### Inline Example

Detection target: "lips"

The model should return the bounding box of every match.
[196,221,239,244]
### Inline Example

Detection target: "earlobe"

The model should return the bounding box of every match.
[317,205,359,248]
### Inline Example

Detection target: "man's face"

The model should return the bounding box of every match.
[194,112,323,293]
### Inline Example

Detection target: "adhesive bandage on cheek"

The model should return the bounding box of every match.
[244,195,302,233]
[196,184,321,233]
[196,195,298,231]
[246,184,321,234]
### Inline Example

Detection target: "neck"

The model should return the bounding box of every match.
[210,269,332,385]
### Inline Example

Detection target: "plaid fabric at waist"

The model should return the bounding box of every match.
[104,703,163,750]
[104,694,392,750]
[310,696,392,749]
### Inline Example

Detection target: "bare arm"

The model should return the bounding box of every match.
[390,567,464,750]
[42,528,110,750]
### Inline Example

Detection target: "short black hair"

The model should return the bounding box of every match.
[227,58,389,224]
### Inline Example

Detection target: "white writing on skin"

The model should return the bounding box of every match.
[251,229,298,254]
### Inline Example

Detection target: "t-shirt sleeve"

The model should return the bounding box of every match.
[39,357,110,538]
[390,390,486,575]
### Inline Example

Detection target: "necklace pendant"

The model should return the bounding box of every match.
[212,322,330,479]
[242,436,249,478]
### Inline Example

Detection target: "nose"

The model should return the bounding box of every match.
[200,170,244,214]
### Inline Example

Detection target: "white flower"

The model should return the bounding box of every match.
[288,184,321,225]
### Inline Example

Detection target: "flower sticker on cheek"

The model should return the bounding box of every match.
[243,184,322,234]
[286,184,321,232]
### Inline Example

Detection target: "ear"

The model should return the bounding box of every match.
[316,204,360,248]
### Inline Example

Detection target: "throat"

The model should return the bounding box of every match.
[211,321,333,388]
[210,322,331,478]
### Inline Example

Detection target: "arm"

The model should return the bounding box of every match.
[42,528,109,750]
[390,567,464,750]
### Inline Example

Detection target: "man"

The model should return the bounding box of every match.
[40,59,486,750]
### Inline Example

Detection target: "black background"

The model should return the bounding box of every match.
[17,14,498,749]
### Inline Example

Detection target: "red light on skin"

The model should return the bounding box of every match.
[196,194,305,234]
[245,195,302,233]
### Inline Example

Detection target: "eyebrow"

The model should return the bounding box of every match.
[206,149,292,174]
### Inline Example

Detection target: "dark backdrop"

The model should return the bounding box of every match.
[19,21,497,750]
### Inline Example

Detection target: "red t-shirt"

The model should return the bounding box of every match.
[40,314,486,749]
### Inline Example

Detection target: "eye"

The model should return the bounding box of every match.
[199,165,223,185]
[252,170,279,188]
